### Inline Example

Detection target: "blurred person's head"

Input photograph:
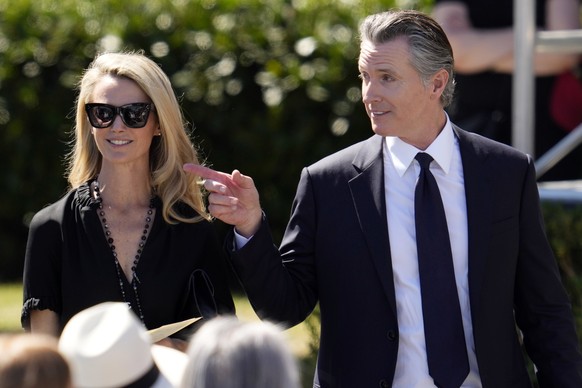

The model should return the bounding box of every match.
[181,317,300,388]
[59,302,187,388]
[0,333,71,388]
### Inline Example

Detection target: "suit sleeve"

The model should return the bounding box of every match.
[513,156,582,386]
[228,167,319,327]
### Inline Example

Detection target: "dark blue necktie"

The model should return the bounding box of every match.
[414,152,469,388]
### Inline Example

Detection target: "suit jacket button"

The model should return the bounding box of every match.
[387,330,397,341]
[379,379,390,388]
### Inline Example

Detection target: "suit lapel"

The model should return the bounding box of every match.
[455,127,493,313]
[348,135,397,315]
[346,129,493,318]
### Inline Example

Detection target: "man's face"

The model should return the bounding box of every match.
[358,37,443,148]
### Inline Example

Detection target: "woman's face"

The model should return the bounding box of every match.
[88,75,160,170]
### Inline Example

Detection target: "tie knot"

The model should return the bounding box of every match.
[415,152,434,169]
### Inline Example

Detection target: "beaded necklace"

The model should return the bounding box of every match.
[92,180,154,323]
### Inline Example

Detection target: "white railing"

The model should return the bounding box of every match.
[513,0,582,179]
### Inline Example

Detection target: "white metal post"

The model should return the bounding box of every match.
[513,0,536,156]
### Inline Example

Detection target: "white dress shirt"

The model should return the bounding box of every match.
[385,117,481,387]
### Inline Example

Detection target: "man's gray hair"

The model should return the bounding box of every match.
[359,9,456,108]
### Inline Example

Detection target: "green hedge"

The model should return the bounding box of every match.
[542,202,582,332]
[0,0,433,280]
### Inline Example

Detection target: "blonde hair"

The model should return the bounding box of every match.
[66,51,209,223]
[181,317,300,388]
[0,333,72,388]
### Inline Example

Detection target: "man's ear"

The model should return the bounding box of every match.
[430,68,449,99]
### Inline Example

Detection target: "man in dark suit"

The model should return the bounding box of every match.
[185,9,582,388]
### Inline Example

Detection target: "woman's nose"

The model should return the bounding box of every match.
[110,114,126,131]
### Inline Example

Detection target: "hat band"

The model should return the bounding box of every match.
[122,363,160,388]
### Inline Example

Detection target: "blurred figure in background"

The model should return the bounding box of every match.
[433,0,582,181]
[181,317,300,388]
[0,333,71,388]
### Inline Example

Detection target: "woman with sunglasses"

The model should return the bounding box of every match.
[21,52,235,351]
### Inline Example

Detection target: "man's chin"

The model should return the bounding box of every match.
[371,125,395,137]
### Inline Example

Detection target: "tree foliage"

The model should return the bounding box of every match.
[0,0,433,280]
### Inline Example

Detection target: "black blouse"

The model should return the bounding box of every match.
[22,181,235,336]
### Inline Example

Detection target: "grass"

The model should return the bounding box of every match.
[232,291,313,358]
[0,283,23,332]
[0,282,313,357]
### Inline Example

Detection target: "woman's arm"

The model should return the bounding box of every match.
[432,2,514,74]
[30,309,59,336]
[432,0,580,76]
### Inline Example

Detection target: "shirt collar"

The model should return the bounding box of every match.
[385,113,455,177]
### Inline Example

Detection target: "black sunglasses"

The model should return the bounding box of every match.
[85,103,154,129]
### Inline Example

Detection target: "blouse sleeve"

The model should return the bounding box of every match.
[198,223,236,316]
[171,221,236,340]
[21,203,64,330]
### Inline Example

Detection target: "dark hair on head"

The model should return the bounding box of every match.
[359,9,455,107]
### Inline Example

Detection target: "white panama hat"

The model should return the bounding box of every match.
[58,302,187,388]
